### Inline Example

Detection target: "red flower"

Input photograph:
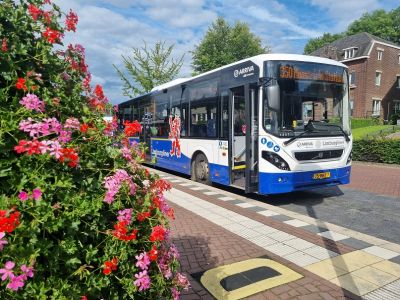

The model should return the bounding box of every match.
[81,296,88,300]
[103,257,118,275]
[152,196,161,210]
[65,10,78,32]
[14,140,43,155]
[15,78,28,91]
[124,120,142,136]
[152,179,172,193]
[148,246,158,261]
[42,11,52,24]
[28,4,42,21]
[59,148,79,167]
[43,27,62,44]
[0,210,20,233]
[1,38,7,52]
[137,211,151,222]
[149,225,166,242]
[80,123,89,133]
[94,85,105,99]
[166,207,175,220]
[112,221,138,241]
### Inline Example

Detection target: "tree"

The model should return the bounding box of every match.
[303,6,400,54]
[114,41,184,98]
[303,33,345,54]
[192,17,270,73]
[347,8,400,44]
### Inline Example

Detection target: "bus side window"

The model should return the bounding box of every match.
[220,93,229,139]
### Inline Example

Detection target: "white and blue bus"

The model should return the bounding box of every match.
[118,54,352,195]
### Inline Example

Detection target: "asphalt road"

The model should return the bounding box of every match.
[253,186,400,245]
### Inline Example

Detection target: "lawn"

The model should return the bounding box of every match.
[352,125,400,140]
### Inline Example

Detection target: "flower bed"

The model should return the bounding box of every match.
[0,0,188,298]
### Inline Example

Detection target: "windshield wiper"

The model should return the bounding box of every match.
[308,121,350,142]
[283,129,313,146]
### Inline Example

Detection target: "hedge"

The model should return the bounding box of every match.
[353,139,400,164]
[351,118,382,129]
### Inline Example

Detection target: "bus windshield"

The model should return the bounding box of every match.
[263,61,350,139]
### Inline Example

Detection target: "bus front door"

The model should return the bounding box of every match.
[229,85,259,192]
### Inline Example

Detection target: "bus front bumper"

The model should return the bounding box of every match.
[258,166,351,195]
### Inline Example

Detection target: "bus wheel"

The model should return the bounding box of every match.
[192,153,210,184]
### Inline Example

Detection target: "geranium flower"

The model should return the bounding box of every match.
[28,4,42,21]
[0,261,15,281]
[0,210,20,233]
[102,257,118,275]
[134,270,151,291]
[1,38,7,52]
[20,265,34,279]
[149,225,166,242]
[42,27,62,44]
[18,191,29,201]
[7,275,25,291]
[171,287,180,300]
[0,232,8,251]
[135,252,150,270]
[124,120,142,136]
[15,78,28,91]
[19,94,45,112]
[32,188,42,200]
[174,272,190,290]
[64,117,80,130]
[65,10,78,32]
[148,245,158,261]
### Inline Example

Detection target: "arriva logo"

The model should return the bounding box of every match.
[296,141,314,148]
[234,65,254,78]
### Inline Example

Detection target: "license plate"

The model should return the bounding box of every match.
[313,172,331,179]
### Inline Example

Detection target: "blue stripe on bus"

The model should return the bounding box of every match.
[259,166,351,195]
[150,139,191,175]
[209,163,230,185]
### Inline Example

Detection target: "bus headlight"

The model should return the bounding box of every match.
[346,151,352,165]
[262,151,290,171]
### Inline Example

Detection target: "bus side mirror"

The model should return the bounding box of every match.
[266,85,280,111]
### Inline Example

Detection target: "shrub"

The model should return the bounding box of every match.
[389,113,400,125]
[0,0,188,298]
[353,139,400,164]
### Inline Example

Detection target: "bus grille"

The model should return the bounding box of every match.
[294,150,343,161]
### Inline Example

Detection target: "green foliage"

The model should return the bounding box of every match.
[303,33,345,54]
[191,17,270,73]
[303,6,400,54]
[351,125,399,140]
[353,139,400,164]
[114,41,184,98]
[347,8,400,44]
[351,118,381,129]
[389,112,400,125]
[0,0,187,298]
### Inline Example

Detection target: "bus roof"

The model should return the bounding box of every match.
[151,53,347,92]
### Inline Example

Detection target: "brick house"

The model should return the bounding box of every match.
[311,32,400,120]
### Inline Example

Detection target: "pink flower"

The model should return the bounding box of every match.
[20,265,34,280]
[45,140,63,159]
[19,94,45,112]
[134,270,151,291]
[6,275,25,291]
[174,272,190,290]
[58,130,72,144]
[64,117,80,130]
[0,232,8,251]
[117,209,133,224]
[171,287,180,300]
[0,261,15,281]
[18,191,29,201]
[32,188,42,200]
[103,170,135,204]
[135,252,150,270]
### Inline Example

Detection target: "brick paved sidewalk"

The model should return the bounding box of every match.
[346,162,400,198]
[155,170,400,300]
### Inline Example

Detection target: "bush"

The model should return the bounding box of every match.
[0,0,188,298]
[389,113,400,125]
[351,118,382,129]
[353,139,400,164]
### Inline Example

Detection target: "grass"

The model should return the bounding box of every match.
[352,125,400,140]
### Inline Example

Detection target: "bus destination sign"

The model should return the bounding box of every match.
[279,65,343,83]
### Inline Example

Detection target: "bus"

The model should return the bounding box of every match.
[118,54,352,195]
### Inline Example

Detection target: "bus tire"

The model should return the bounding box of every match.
[192,153,210,184]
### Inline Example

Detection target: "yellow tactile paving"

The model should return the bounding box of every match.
[351,265,398,286]
[305,260,348,280]
[370,260,400,277]
[329,274,380,296]
[328,250,384,272]
[200,258,303,300]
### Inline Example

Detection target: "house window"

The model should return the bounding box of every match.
[377,49,383,61]
[397,76,400,89]
[394,100,400,114]
[349,72,356,86]
[344,47,357,59]
[375,71,382,86]
[372,99,381,116]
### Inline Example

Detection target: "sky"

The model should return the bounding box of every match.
[56,0,399,104]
